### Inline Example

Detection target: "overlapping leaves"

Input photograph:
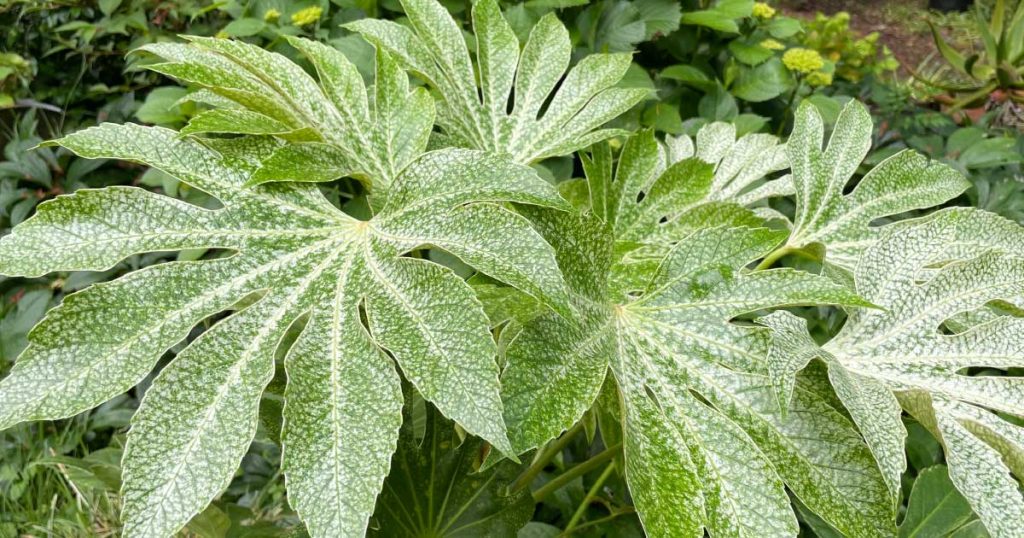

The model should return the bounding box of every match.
[349,0,648,164]
[499,130,898,537]
[139,35,431,190]
[763,207,1024,538]
[0,63,575,537]
[782,100,969,270]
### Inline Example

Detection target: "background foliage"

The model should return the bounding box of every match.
[0,0,1021,536]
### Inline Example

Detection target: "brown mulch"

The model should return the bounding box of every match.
[778,0,942,76]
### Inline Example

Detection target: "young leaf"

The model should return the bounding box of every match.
[348,0,648,163]
[0,118,570,536]
[899,466,977,538]
[782,100,969,269]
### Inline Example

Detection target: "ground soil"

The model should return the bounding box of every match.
[778,0,950,75]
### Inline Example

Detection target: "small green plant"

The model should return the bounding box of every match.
[801,11,899,83]
[2,1,1024,537]
[925,0,1024,121]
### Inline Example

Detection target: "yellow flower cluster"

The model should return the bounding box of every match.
[263,9,281,22]
[752,2,776,20]
[782,48,824,74]
[806,71,833,87]
[759,39,785,51]
[290,6,323,27]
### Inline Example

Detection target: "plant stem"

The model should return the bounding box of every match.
[755,245,797,271]
[563,462,616,533]
[509,421,584,494]
[532,443,622,502]
[777,80,803,136]
[560,507,636,536]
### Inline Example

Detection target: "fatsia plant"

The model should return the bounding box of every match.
[137,35,432,189]
[776,100,968,271]
[0,40,583,537]
[761,207,1024,537]
[348,0,649,164]
[498,130,899,536]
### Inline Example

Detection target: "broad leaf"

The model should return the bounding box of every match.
[138,36,432,190]
[764,208,1024,538]
[0,118,570,536]
[899,465,977,538]
[348,0,648,163]
[499,130,894,536]
[371,400,533,537]
[782,100,969,269]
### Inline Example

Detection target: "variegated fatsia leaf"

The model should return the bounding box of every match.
[348,0,649,164]
[0,117,572,535]
[659,121,794,211]
[500,150,896,536]
[565,129,792,296]
[139,35,431,190]
[781,100,970,270]
[761,208,1024,538]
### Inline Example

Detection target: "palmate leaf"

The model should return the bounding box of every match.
[762,208,1024,538]
[348,0,649,164]
[0,119,572,536]
[138,35,432,190]
[568,128,792,295]
[781,100,969,270]
[499,130,896,536]
[371,399,533,537]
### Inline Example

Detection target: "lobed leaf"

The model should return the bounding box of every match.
[0,113,571,536]
[349,0,648,163]
[783,101,969,269]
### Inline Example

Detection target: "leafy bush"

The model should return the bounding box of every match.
[3,1,1024,537]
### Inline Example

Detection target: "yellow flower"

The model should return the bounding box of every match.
[782,48,825,74]
[290,6,323,27]
[759,39,785,51]
[215,30,229,39]
[263,9,281,22]
[806,70,833,87]
[752,2,776,20]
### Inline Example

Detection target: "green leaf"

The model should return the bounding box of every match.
[371,402,534,537]
[501,148,890,535]
[728,39,774,66]
[138,37,433,190]
[348,0,647,163]
[899,466,976,538]
[783,101,969,269]
[764,208,1024,537]
[681,10,740,33]
[766,16,802,38]
[222,18,266,38]
[730,58,795,102]
[0,117,570,536]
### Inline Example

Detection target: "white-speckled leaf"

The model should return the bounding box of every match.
[661,122,793,207]
[348,0,647,163]
[502,214,889,536]
[825,210,1024,537]
[784,101,969,269]
[764,207,1024,537]
[0,121,570,537]
[139,37,432,190]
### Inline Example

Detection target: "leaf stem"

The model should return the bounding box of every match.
[532,443,622,502]
[563,462,616,533]
[755,245,797,271]
[559,507,636,536]
[509,421,584,494]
